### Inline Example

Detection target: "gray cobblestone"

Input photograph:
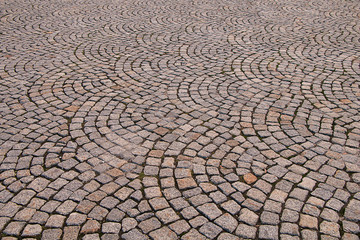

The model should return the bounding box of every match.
[169,220,190,235]
[155,208,180,224]
[14,208,36,222]
[122,229,148,240]
[197,203,222,221]
[214,213,238,233]
[181,206,199,220]
[4,221,26,236]
[261,211,280,225]
[281,222,299,236]
[281,209,300,223]
[45,214,65,228]
[235,223,257,239]
[289,188,309,201]
[301,229,318,239]
[311,187,334,201]
[320,221,340,238]
[264,200,282,214]
[41,229,62,240]
[63,226,80,240]
[182,229,206,240]
[199,222,222,239]
[149,226,177,240]
[189,216,208,228]
[239,208,259,225]
[1,0,359,238]
[242,198,263,211]
[66,213,87,226]
[12,190,35,205]
[138,217,161,233]
[221,200,241,215]
[259,225,279,240]
[344,199,360,221]
[29,211,49,225]
[22,224,42,237]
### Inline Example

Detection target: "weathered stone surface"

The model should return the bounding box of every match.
[102,222,122,234]
[182,229,207,240]
[122,229,148,240]
[4,221,26,236]
[320,221,340,238]
[239,208,259,225]
[22,224,42,237]
[0,0,359,239]
[299,214,318,229]
[81,220,101,234]
[259,225,279,240]
[138,217,161,233]
[217,232,239,240]
[177,178,197,190]
[280,223,299,236]
[45,215,66,228]
[235,224,257,239]
[197,203,222,220]
[155,208,180,224]
[149,227,177,240]
[214,213,238,233]
[63,226,80,240]
[41,229,62,240]
[199,222,222,239]
[243,173,257,184]
[169,220,190,235]
[121,218,138,232]
[344,199,360,221]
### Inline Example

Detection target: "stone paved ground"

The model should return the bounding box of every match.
[0,0,360,239]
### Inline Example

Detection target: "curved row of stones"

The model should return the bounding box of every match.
[0,0,359,239]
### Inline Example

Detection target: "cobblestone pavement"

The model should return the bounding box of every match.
[0,0,360,239]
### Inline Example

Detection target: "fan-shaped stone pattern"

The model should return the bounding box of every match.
[0,0,359,239]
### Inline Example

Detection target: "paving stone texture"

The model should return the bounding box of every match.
[0,0,360,239]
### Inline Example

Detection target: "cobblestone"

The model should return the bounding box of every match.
[169,220,191,235]
[280,223,299,236]
[3,221,26,236]
[0,0,360,239]
[121,218,137,232]
[81,220,101,234]
[149,226,177,240]
[239,208,259,225]
[181,229,206,240]
[199,222,222,239]
[344,199,360,221]
[299,214,318,230]
[214,213,238,233]
[259,225,279,240]
[41,229,62,240]
[45,214,65,228]
[102,222,122,234]
[121,229,148,240]
[320,221,341,238]
[22,224,42,237]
